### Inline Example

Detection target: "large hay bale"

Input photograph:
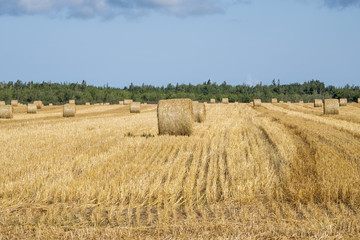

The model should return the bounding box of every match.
[323,99,339,115]
[271,98,277,103]
[11,100,18,106]
[157,99,193,136]
[124,99,133,105]
[130,102,141,113]
[314,99,323,107]
[27,104,37,114]
[222,98,229,104]
[0,101,5,105]
[34,101,43,109]
[253,99,261,107]
[210,98,216,104]
[85,102,90,106]
[69,99,76,104]
[0,105,13,119]
[339,98,347,106]
[193,102,206,123]
[119,101,124,105]
[63,104,76,117]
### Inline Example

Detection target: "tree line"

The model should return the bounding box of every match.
[0,79,359,105]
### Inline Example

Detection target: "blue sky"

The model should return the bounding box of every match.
[0,0,359,88]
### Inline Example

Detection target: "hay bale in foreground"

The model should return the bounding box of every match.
[124,99,133,105]
[314,99,323,107]
[193,102,206,123]
[0,101,5,105]
[157,99,193,136]
[340,98,347,106]
[222,98,229,104]
[27,104,37,114]
[85,102,90,106]
[119,101,124,105]
[34,101,43,109]
[0,105,13,119]
[69,99,75,104]
[130,102,141,113]
[11,100,18,106]
[210,98,216,104]
[253,99,261,107]
[63,104,76,117]
[323,99,339,115]
[272,98,277,103]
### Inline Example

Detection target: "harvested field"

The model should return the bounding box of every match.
[1,103,360,239]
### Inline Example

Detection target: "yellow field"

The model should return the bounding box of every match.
[1,103,360,239]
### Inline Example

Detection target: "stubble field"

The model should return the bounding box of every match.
[1,102,360,239]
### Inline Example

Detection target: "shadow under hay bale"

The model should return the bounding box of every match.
[157,98,193,136]
[323,99,339,115]
[0,105,13,119]
[63,104,76,117]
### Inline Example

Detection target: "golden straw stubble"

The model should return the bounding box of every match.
[63,104,76,117]
[157,98,194,136]
[0,105,13,119]
[314,99,323,107]
[253,99,261,107]
[27,104,37,114]
[339,98,347,106]
[193,102,206,123]
[323,99,339,114]
[130,102,141,113]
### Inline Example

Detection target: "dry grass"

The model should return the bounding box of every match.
[1,103,360,239]
[192,102,206,123]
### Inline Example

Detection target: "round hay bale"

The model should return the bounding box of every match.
[222,98,229,104]
[0,105,13,119]
[119,101,124,105]
[27,104,37,114]
[323,99,339,114]
[157,99,193,136]
[85,102,90,106]
[69,99,76,104]
[33,101,43,109]
[358,98,360,103]
[0,101,5,105]
[287,101,291,104]
[193,102,206,123]
[299,101,304,104]
[271,98,278,103]
[210,98,216,104]
[124,99,133,105]
[279,100,284,104]
[339,98,347,106]
[11,100,18,106]
[104,102,110,105]
[314,99,323,107]
[49,103,53,106]
[130,102,141,113]
[253,99,262,107]
[63,104,76,117]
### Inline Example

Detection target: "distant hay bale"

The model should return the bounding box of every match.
[143,103,147,105]
[27,104,37,114]
[287,101,291,104]
[33,101,43,109]
[279,101,284,103]
[271,98,277,103]
[323,99,339,115]
[299,101,304,104]
[0,105,13,119]
[63,104,76,117]
[339,98,347,106]
[253,99,262,107]
[124,99,133,105]
[222,98,229,104]
[130,102,141,113]
[119,101,124,105]
[193,102,206,123]
[94,103,100,106]
[69,99,75,104]
[314,99,323,107]
[85,102,90,106]
[100,103,104,105]
[210,98,216,104]
[105,102,110,105]
[49,103,53,106]
[358,98,360,103]
[0,101,5,105]
[157,98,193,136]
[11,100,18,106]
